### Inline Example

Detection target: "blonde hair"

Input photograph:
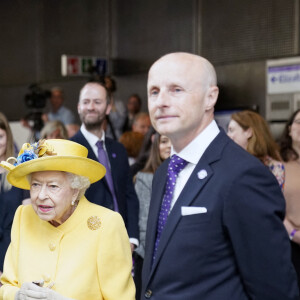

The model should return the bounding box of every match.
[40,120,68,140]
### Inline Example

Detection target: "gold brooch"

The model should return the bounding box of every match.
[87,216,101,230]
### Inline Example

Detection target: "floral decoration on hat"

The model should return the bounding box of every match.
[7,139,57,166]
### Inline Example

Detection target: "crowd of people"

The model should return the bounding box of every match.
[0,54,300,299]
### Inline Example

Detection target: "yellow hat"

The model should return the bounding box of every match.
[0,139,106,190]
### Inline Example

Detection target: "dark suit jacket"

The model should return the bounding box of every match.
[0,186,29,271]
[71,130,139,240]
[141,130,299,300]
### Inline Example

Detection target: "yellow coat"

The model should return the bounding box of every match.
[0,197,135,300]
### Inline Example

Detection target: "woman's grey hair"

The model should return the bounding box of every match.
[27,172,90,202]
[65,172,90,201]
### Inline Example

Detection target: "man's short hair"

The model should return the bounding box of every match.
[79,82,111,105]
[51,86,64,95]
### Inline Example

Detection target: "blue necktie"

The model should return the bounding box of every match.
[153,154,188,261]
[96,140,119,212]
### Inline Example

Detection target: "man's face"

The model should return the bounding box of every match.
[132,115,151,135]
[78,84,111,130]
[147,54,216,149]
[50,90,64,112]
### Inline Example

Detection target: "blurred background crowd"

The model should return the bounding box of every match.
[1,72,300,295]
[1,1,300,298]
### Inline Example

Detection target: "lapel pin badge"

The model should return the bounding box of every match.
[197,169,208,180]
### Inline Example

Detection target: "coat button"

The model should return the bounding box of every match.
[145,289,152,298]
[43,274,51,283]
[49,242,56,251]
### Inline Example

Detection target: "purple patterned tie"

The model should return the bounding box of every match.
[96,141,119,212]
[153,154,188,261]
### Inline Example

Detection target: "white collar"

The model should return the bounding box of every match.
[171,120,220,165]
[80,124,105,147]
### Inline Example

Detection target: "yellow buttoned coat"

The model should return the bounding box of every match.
[0,197,135,300]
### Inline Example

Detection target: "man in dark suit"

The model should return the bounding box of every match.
[141,52,299,299]
[71,82,139,250]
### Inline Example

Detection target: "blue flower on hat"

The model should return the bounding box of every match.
[12,139,56,167]
[15,150,38,166]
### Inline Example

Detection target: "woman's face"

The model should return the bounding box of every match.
[159,135,171,160]
[0,128,7,159]
[227,119,252,150]
[30,171,79,226]
[289,111,300,144]
[104,77,113,91]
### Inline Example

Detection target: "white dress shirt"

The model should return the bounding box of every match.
[80,124,106,158]
[170,120,220,210]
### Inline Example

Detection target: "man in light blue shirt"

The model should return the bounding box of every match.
[47,87,76,126]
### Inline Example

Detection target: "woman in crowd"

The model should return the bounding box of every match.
[40,120,68,140]
[130,126,156,177]
[119,131,144,166]
[279,108,300,289]
[0,139,135,299]
[133,132,171,299]
[0,112,29,277]
[227,110,285,189]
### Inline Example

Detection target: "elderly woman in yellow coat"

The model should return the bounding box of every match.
[0,139,135,300]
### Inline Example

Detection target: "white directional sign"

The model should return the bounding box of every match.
[267,57,300,94]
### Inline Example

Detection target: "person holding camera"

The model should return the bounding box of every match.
[21,86,78,140]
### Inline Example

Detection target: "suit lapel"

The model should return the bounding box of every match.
[77,130,98,161]
[147,130,230,280]
[78,130,111,191]
[104,138,115,170]
[150,161,214,275]
[143,160,168,277]
[104,138,118,193]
